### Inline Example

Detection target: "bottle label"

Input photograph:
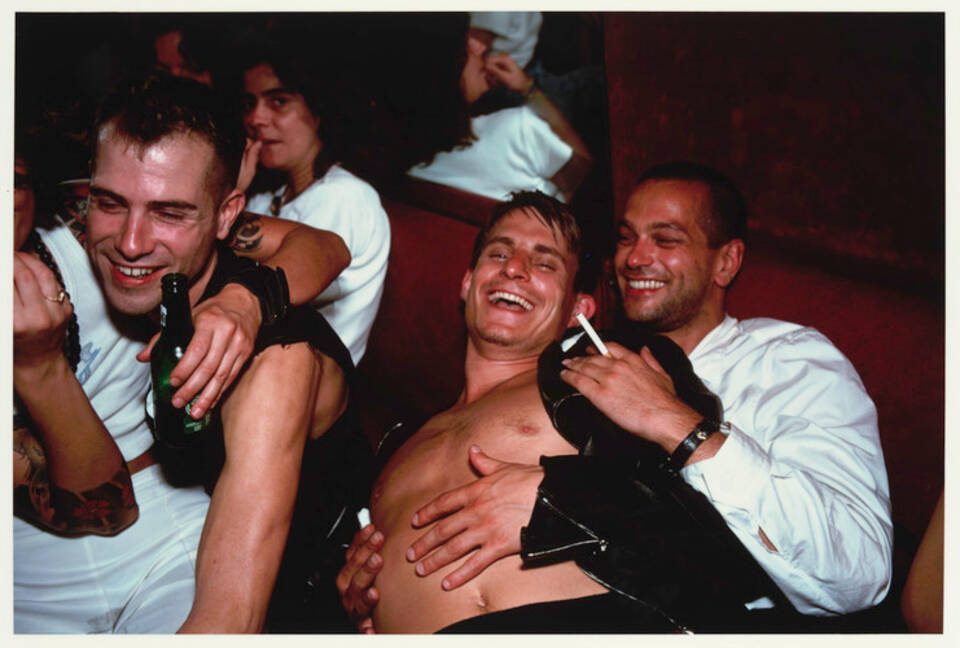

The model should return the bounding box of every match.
[160,304,168,328]
[184,396,212,432]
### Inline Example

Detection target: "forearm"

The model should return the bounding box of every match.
[181,344,317,632]
[13,361,136,535]
[524,85,592,199]
[180,463,297,633]
[523,84,591,162]
[262,227,349,306]
[230,212,350,305]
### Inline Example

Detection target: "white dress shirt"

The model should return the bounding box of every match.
[682,315,893,615]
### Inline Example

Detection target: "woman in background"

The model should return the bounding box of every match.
[240,40,390,367]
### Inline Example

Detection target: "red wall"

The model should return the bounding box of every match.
[604,12,943,290]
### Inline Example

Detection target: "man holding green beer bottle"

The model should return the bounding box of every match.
[41,74,356,633]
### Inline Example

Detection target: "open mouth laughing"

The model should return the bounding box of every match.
[487,290,534,312]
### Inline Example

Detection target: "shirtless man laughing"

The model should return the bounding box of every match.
[342,192,692,633]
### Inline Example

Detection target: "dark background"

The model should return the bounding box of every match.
[604,12,944,294]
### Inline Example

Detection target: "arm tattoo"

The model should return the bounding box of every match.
[229,212,265,254]
[13,420,138,537]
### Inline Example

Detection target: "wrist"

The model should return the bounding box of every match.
[217,282,263,330]
[644,406,702,452]
[14,352,73,391]
[662,418,725,474]
[521,78,538,99]
[223,264,289,327]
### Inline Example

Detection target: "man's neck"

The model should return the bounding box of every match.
[186,249,221,309]
[460,343,541,404]
[658,301,727,355]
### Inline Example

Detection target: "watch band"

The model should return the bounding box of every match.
[663,418,721,474]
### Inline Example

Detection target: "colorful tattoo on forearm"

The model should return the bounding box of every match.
[13,422,137,536]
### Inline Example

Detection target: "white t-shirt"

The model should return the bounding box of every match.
[407,105,573,202]
[38,219,154,461]
[683,315,893,615]
[246,165,391,366]
[16,220,210,633]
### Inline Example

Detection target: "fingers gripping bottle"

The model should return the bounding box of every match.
[150,272,211,447]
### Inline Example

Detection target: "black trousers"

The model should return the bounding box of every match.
[436,593,680,634]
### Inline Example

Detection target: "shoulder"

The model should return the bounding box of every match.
[255,304,354,375]
[470,106,532,136]
[245,189,279,215]
[297,167,388,229]
[313,166,383,204]
[734,317,841,356]
[722,317,866,392]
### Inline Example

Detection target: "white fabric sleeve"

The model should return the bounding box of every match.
[516,105,573,181]
[681,330,893,616]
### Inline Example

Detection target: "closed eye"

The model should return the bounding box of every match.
[91,196,124,213]
[616,227,635,246]
[155,210,188,223]
[654,236,683,247]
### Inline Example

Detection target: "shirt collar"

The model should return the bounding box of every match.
[689,314,739,366]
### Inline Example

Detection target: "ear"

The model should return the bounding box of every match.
[566,293,597,328]
[215,189,246,241]
[460,268,474,302]
[713,238,744,288]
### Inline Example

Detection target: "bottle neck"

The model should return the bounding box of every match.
[160,283,194,342]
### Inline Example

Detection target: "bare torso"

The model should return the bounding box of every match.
[370,369,607,633]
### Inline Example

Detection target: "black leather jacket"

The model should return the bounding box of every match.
[524,325,797,632]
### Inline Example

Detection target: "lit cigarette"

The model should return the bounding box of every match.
[575,312,610,357]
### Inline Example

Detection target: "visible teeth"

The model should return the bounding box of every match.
[628,279,665,290]
[117,266,154,278]
[489,290,533,311]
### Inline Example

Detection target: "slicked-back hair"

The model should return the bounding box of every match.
[92,74,245,205]
[471,191,588,292]
[636,161,748,248]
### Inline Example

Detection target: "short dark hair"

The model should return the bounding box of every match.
[92,74,244,204]
[636,161,748,247]
[471,191,588,291]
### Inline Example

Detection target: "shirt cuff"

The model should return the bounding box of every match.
[681,424,772,512]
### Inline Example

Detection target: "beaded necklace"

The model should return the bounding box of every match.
[25,229,81,372]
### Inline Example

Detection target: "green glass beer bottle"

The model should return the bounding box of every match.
[150,272,211,447]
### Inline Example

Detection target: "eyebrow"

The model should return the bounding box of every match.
[89,185,199,213]
[485,235,566,262]
[618,219,690,236]
[649,221,690,236]
[262,86,297,98]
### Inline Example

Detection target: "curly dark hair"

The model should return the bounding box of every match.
[233,35,337,193]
